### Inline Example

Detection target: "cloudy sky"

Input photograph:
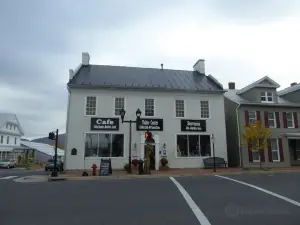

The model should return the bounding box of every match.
[0,0,299,138]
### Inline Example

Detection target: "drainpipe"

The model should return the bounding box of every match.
[236,104,243,168]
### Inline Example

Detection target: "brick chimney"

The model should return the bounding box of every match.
[228,82,235,90]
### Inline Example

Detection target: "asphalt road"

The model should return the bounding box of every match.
[0,168,46,181]
[1,172,300,225]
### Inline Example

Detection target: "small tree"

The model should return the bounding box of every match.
[242,120,271,169]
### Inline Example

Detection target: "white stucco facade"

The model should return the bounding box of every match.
[65,88,228,170]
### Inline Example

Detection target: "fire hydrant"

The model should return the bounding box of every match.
[91,164,97,176]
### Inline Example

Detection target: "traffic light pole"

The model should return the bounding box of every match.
[48,129,59,177]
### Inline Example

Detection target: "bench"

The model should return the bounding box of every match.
[203,157,227,169]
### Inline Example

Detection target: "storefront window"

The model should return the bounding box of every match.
[177,134,211,157]
[85,133,124,157]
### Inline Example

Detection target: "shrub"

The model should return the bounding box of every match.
[124,163,129,171]
[160,158,168,166]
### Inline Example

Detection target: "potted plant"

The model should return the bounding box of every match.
[161,158,168,166]
[124,163,129,172]
[131,159,139,167]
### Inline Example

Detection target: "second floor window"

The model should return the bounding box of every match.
[14,137,17,145]
[7,136,9,144]
[145,99,155,116]
[268,112,276,128]
[200,100,210,118]
[0,135,3,144]
[85,96,97,116]
[175,100,184,117]
[114,97,125,116]
[286,112,294,128]
[248,111,256,124]
[261,92,273,103]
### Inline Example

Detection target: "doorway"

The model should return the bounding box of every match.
[144,138,155,170]
[289,139,300,165]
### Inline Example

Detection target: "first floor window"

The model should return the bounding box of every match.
[270,139,280,161]
[252,150,260,162]
[295,140,300,160]
[85,133,124,157]
[85,96,97,116]
[177,134,211,157]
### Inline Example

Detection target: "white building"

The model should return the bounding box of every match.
[0,113,24,160]
[65,53,228,170]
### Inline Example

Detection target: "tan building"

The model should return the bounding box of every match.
[224,76,300,168]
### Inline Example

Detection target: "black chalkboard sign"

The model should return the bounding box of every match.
[99,159,112,176]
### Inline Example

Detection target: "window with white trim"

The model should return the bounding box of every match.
[252,150,260,162]
[84,133,124,157]
[175,100,184,117]
[268,112,276,128]
[6,136,9,144]
[14,137,17,145]
[248,111,256,124]
[114,97,125,116]
[270,139,280,161]
[200,100,209,118]
[0,135,3,144]
[85,96,97,116]
[177,134,211,157]
[286,112,294,128]
[145,99,155,116]
[295,140,300,160]
[261,92,273,103]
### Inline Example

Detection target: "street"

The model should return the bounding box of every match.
[0,168,46,181]
[1,172,300,225]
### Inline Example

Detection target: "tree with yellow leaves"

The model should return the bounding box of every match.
[242,120,271,168]
[144,142,152,174]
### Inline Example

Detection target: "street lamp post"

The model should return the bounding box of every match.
[120,108,142,174]
[48,129,59,177]
[212,134,216,172]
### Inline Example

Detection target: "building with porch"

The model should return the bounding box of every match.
[0,113,24,160]
[64,53,228,170]
[224,77,300,168]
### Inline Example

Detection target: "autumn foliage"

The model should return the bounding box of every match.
[243,120,271,151]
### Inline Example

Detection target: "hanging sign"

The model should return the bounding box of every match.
[137,118,163,131]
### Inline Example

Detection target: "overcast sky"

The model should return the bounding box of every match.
[0,0,299,138]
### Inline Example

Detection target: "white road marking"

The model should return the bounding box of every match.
[169,177,211,225]
[0,176,18,180]
[215,175,300,208]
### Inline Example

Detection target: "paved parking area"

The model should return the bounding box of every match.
[1,172,300,225]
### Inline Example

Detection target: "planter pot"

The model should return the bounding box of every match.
[159,166,169,171]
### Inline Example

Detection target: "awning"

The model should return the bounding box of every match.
[284,133,300,139]
[0,147,14,152]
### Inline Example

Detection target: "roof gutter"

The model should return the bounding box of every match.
[67,84,227,94]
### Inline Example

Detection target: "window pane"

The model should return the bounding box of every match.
[288,120,294,128]
[86,96,97,115]
[269,120,275,127]
[200,135,211,156]
[145,99,154,116]
[267,92,273,97]
[286,112,293,120]
[111,134,124,157]
[115,97,124,116]
[272,151,279,161]
[177,135,188,157]
[176,100,184,117]
[248,111,256,124]
[271,139,278,150]
[85,134,98,157]
[98,134,111,157]
[252,150,260,161]
[188,135,200,156]
[200,100,209,118]
[268,113,274,119]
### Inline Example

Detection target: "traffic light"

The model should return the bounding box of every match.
[48,132,55,140]
[145,131,152,141]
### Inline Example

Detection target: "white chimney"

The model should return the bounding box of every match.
[69,69,74,80]
[82,52,90,65]
[193,59,205,74]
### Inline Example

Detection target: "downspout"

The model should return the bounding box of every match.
[236,104,243,168]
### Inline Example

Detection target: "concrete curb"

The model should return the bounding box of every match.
[14,176,49,183]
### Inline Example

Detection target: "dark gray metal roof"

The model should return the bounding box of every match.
[67,65,224,92]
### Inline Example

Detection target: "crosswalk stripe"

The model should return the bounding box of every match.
[0,176,18,180]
